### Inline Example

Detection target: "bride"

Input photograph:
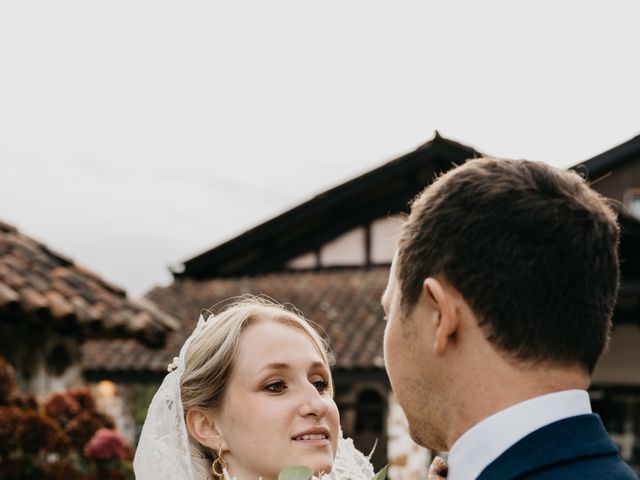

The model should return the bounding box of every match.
[133,297,446,479]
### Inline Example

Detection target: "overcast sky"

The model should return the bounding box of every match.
[1,1,639,295]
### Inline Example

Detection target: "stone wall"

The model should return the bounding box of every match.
[91,381,138,446]
[386,392,431,480]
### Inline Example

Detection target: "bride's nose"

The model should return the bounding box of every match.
[298,384,329,417]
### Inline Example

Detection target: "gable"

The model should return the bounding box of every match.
[590,160,640,207]
[571,134,640,206]
[175,133,481,279]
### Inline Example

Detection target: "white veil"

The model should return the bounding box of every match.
[133,314,375,480]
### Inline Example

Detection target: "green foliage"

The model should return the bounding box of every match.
[373,464,389,480]
[278,466,313,480]
[132,383,160,425]
[277,464,389,480]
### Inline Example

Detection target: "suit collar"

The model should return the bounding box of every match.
[448,390,592,480]
[477,414,619,479]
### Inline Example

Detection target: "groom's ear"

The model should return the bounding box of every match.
[423,277,461,355]
[186,408,227,451]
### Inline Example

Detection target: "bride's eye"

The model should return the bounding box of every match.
[312,379,330,393]
[265,380,286,393]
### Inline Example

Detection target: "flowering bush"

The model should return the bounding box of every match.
[0,356,133,480]
[15,409,66,454]
[82,428,133,480]
[65,409,115,451]
[44,391,80,422]
[68,387,97,411]
[0,357,16,404]
[0,406,20,456]
[85,429,129,461]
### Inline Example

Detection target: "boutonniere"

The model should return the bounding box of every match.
[278,465,388,480]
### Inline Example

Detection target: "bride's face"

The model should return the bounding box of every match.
[217,319,339,479]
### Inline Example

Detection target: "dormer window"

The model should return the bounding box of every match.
[623,188,640,218]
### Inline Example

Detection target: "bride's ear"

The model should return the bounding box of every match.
[186,408,227,451]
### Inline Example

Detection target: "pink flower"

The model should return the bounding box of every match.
[84,428,130,461]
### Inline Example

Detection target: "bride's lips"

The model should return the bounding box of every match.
[291,426,331,445]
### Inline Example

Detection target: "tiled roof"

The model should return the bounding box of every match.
[81,267,390,373]
[0,220,179,347]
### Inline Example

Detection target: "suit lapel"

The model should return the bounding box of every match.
[476,414,619,479]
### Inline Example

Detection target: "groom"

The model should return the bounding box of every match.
[382,158,636,479]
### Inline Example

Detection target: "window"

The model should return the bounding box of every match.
[591,389,640,474]
[353,389,387,470]
[623,188,640,218]
[355,389,385,433]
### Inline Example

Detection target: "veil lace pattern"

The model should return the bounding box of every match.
[133,315,208,480]
[133,314,376,480]
[320,432,375,480]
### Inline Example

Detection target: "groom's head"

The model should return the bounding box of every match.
[382,157,620,448]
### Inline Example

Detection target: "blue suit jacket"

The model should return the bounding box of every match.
[476,414,637,479]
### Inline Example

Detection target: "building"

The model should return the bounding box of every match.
[572,135,640,467]
[0,220,179,442]
[82,133,640,477]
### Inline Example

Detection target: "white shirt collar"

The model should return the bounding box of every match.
[447,390,592,480]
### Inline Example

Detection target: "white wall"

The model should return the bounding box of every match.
[286,214,404,270]
[320,227,366,266]
[371,215,404,264]
[92,382,137,446]
[286,251,317,269]
[386,392,430,480]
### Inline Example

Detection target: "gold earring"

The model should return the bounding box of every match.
[211,446,228,480]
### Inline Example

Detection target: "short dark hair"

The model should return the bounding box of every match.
[397,158,620,373]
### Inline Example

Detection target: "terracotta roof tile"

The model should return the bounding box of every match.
[0,220,180,347]
[82,268,391,373]
[0,282,19,308]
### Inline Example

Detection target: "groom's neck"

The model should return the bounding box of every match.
[443,354,590,449]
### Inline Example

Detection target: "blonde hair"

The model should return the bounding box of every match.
[180,296,333,478]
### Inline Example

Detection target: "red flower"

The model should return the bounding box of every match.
[65,410,110,451]
[84,428,130,461]
[0,406,20,455]
[15,409,63,453]
[44,391,80,423]
[68,387,96,411]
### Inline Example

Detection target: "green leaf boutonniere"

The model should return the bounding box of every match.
[278,464,388,480]
[372,465,388,480]
[278,466,313,480]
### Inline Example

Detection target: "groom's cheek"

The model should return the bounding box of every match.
[383,320,403,381]
[382,324,393,370]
